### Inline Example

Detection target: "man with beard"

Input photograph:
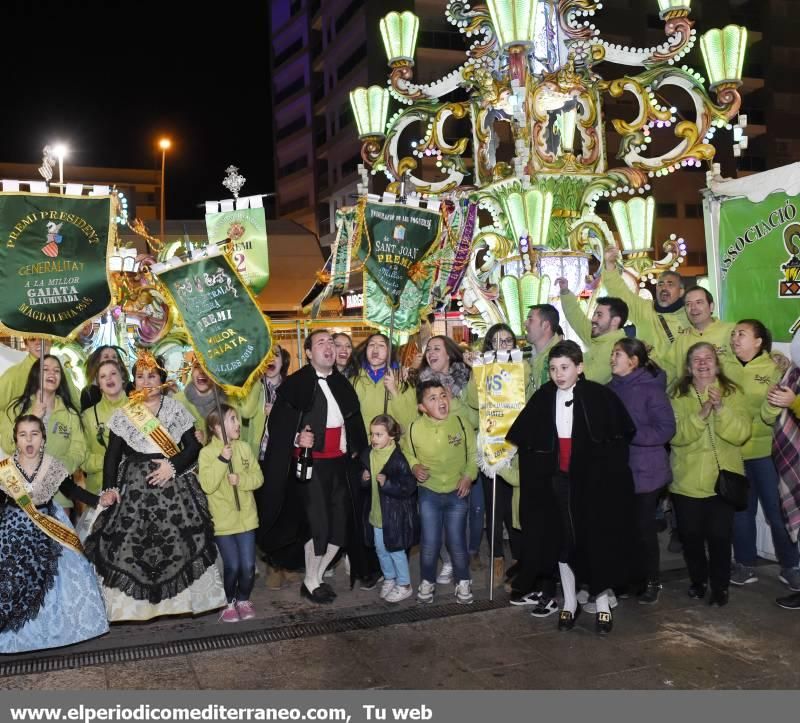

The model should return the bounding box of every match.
[556,278,628,384]
[602,247,689,358]
[257,330,367,603]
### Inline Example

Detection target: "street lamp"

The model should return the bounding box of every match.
[700,25,748,91]
[380,11,419,67]
[486,0,539,83]
[349,86,390,167]
[53,143,68,194]
[158,138,171,240]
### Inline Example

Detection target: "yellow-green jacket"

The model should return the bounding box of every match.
[174,383,262,450]
[400,412,478,494]
[726,353,783,460]
[529,336,562,393]
[352,369,419,434]
[560,291,625,384]
[602,269,690,353]
[669,387,751,499]
[198,437,264,536]
[0,354,80,414]
[658,318,736,385]
[80,395,128,494]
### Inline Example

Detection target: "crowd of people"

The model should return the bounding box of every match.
[1,250,799,653]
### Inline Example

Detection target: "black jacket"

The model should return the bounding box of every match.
[256,364,367,553]
[506,377,636,595]
[359,446,420,552]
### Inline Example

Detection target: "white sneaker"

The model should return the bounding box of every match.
[379,579,396,600]
[417,580,436,603]
[436,562,453,585]
[323,565,335,579]
[385,584,413,603]
[576,588,590,605]
[455,579,473,605]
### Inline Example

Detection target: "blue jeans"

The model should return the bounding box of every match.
[467,478,484,555]
[216,530,257,603]
[418,486,470,584]
[733,457,800,569]
[373,526,411,585]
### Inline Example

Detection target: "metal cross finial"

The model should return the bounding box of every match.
[222,165,246,199]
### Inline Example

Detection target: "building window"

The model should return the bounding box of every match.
[281,196,310,214]
[274,37,303,67]
[274,76,305,104]
[278,116,306,139]
[656,202,678,218]
[278,157,309,177]
[337,42,367,82]
[334,0,362,33]
[684,203,703,219]
[341,154,361,177]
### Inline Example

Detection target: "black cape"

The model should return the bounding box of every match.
[506,377,636,595]
[256,364,367,557]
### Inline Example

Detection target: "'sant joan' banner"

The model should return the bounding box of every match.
[0,193,115,340]
[355,200,442,306]
[154,251,273,396]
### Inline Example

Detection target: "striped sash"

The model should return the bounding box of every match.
[122,401,180,458]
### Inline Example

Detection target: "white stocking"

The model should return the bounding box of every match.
[559,562,577,613]
[595,590,610,614]
[318,544,340,588]
[304,539,321,591]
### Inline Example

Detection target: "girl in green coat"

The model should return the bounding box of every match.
[1,355,86,513]
[728,320,799,589]
[199,404,264,623]
[669,342,751,607]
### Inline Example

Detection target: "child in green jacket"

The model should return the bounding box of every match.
[199,404,264,624]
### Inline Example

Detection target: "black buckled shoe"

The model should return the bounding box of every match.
[557,606,580,631]
[300,583,334,604]
[687,583,707,599]
[319,582,337,598]
[595,611,613,635]
[708,588,729,607]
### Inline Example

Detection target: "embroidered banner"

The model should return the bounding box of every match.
[205,206,269,294]
[0,193,114,340]
[355,200,442,306]
[473,351,527,475]
[154,251,273,395]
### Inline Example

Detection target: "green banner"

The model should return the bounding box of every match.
[719,192,800,342]
[205,207,269,294]
[363,270,433,342]
[155,253,273,395]
[356,201,442,306]
[0,193,114,340]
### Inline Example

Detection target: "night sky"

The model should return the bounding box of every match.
[0,1,274,219]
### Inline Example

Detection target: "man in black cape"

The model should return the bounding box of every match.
[256,329,367,603]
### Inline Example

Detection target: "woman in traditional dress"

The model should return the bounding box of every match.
[1,415,117,653]
[84,351,226,621]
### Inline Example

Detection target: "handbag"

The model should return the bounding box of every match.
[695,388,749,511]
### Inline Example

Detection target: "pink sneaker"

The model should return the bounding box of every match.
[219,602,240,623]
[236,600,256,620]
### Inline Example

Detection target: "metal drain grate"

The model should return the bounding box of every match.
[0,599,505,678]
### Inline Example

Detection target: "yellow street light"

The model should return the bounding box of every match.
[53,143,68,194]
[158,138,171,239]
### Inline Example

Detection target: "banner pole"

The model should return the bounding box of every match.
[489,472,497,601]
[384,304,395,415]
[212,385,240,511]
[39,340,45,403]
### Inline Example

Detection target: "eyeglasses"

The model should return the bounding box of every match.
[494,336,516,348]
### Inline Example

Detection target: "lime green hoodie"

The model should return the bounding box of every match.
[529,336,561,393]
[400,412,477,494]
[560,291,625,384]
[352,369,418,434]
[669,386,751,499]
[725,353,783,460]
[602,269,690,352]
[0,354,80,414]
[80,394,128,494]
[657,318,736,385]
[198,437,264,536]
